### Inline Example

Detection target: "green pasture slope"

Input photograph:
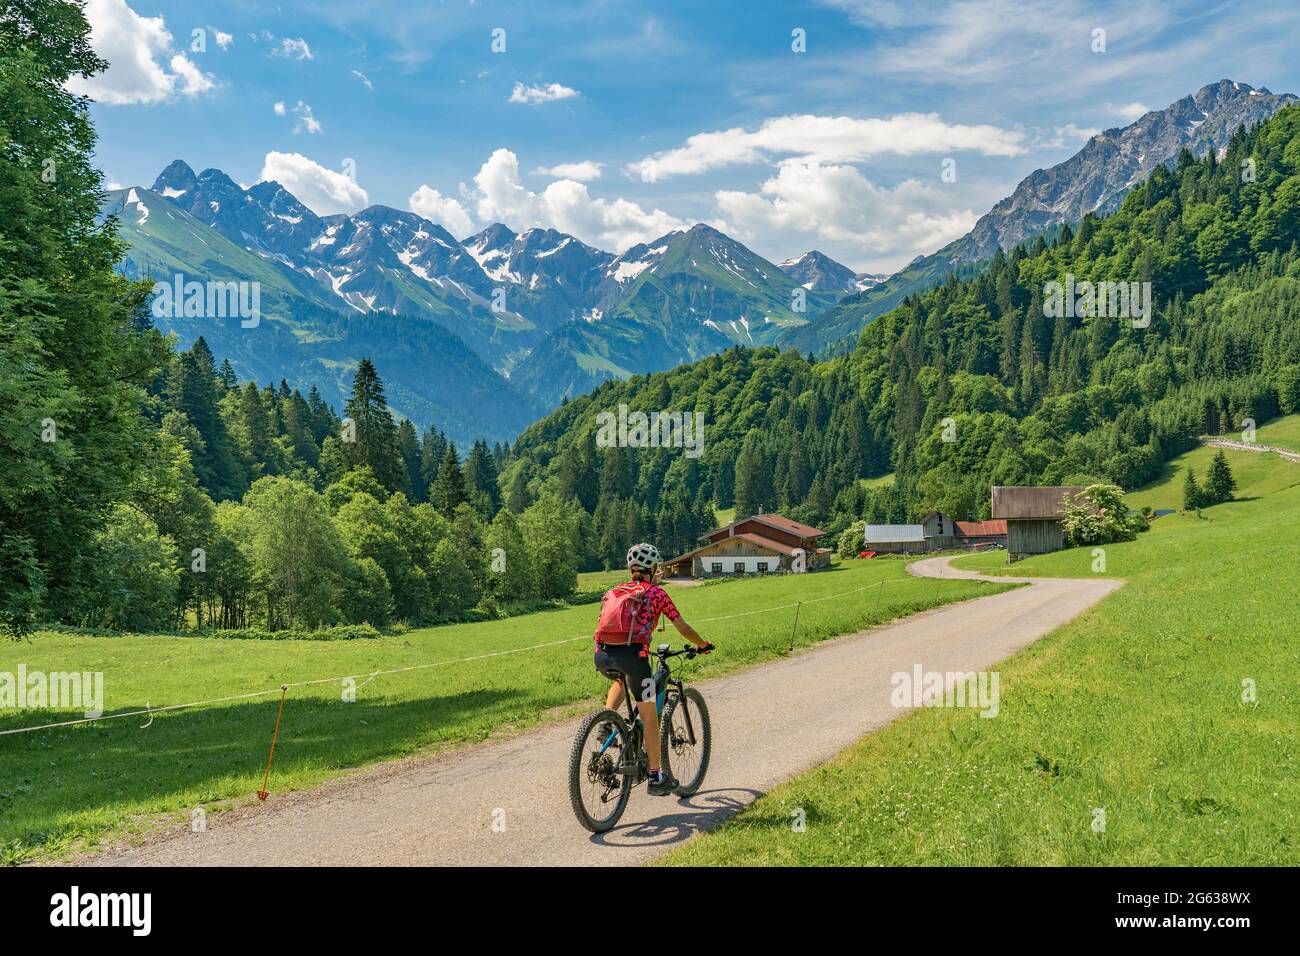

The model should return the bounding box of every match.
[0,557,1004,863]
[1255,415,1300,455]
[1123,436,1300,513]
[663,443,1300,866]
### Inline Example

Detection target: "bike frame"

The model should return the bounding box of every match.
[595,644,699,776]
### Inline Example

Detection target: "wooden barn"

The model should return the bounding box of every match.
[862,522,927,553]
[953,519,1008,548]
[991,486,1085,558]
[663,513,831,578]
[863,513,1007,553]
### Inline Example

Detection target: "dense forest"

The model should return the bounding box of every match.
[4,1,1300,637]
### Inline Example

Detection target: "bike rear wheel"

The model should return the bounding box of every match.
[660,687,711,796]
[568,709,633,833]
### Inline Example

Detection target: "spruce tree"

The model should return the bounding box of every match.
[1204,450,1237,504]
[430,443,467,516]
[463,439,501,515]
[733,434,770,519]
[396,419,422,500]
[341,358,404,491]
[239,382,274,477]
[1182,467,1203,511]
[420,427,447,493]
[166,343,245,499]
[218,358,238,390]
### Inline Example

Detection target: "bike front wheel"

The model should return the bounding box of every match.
[660,687,711,796]
[568,709,633,833]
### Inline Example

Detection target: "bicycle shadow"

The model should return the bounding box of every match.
[589,787,764,849]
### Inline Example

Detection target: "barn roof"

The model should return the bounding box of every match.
[863,524,926,543]
[703,512,826,542]
[955,519,1007,537]
[751,513,825,538]
[991,486,1086,520]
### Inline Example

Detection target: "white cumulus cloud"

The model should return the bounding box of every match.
[273,101,286,115]
[508,81,579,105]
[409,185,475,237]
[410,149,684,252]
[627,113,1027,182]
[259,152,369,216]
[1107,101,1151,121]
[533,160,603,181]
[714,161,976,271]
[168,54,214,96]
[351,69,373,90]
[212,28,233,50]
[67,0,218,105]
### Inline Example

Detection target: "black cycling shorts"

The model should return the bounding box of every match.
[594,643,654,701]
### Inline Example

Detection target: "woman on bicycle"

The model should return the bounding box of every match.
[593,543,713,795]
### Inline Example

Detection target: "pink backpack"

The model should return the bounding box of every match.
[595,582,651,645]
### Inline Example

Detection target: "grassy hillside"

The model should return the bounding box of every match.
[0,558,1006,863]
[1257,414,1300,453]
[860,472,896,491]
[661,457,1299,866]
[1124,435,1300,513]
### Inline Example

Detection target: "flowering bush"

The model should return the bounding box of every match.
[1062,484,1148,547]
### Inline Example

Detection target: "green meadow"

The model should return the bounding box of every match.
[1122,441,1300,513]
[0,556,1003,863]
[662,441,1300,866]
[1256,415,1300,454]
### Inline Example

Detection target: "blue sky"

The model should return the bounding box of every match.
[81,0,1300,271]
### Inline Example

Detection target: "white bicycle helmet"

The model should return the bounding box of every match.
[626,542,662,571]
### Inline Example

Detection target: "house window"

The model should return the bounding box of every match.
[710,562,722,574]
[757,561,769,572]
[733,562,745,573]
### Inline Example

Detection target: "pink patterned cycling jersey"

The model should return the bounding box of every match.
[627,582,680,644]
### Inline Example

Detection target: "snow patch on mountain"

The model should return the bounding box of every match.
[612,260,651,282]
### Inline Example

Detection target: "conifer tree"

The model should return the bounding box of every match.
[430,443,467,515]
[1204,450,1237,504]
[1182,467,1204,511]
[341,358,404,491]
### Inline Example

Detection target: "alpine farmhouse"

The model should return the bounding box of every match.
[664,514,831,578]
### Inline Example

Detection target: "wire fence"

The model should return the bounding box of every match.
[0,575,924,738]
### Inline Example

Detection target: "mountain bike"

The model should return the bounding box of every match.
[568,643,712,833]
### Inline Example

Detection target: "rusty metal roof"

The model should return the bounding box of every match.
[991,486,1086,520]
[955,519,1008,537]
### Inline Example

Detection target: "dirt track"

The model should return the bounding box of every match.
[79,556,1120,867]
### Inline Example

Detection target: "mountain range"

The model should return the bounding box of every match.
[107,168,847,440]
[779,250,888,294]
[784,79,1298,354]
[104,79,1294,442]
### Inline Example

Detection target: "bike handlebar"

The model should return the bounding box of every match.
[656,643,714,660]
